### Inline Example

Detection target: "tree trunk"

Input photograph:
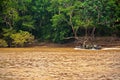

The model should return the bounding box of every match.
[69,10,78,40]
[82,27,88,48]
[71,25,78,40]
[91,27,96,46]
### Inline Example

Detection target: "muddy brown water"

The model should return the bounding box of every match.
[0,48,120,80]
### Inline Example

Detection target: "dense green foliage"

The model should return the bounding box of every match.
[0,39,8,47]
[0,0,120,46]
[10,30,34,47]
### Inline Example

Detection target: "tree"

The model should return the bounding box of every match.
[10,30,34,47]
[2,28,16,47]
[30,0,52,40]
[0,39,8,47]
[0,0,120,47]
[50,0,84,41]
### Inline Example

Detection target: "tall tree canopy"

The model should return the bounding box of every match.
[0,0,120,47]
